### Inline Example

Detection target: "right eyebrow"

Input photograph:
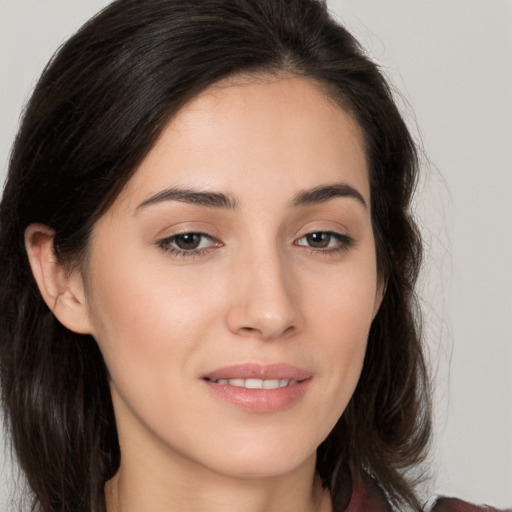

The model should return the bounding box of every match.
[135,187,239,212]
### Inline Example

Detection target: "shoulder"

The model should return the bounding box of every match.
[431,497,512,512]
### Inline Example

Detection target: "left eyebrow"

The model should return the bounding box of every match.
[290,182,367,209]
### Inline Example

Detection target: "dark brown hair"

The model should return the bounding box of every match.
[0,1,431,511]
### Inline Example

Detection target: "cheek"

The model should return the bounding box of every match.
[304,259,377,400]
[84,258,231,450]
[307,258,378,343]
[84,251,226,388]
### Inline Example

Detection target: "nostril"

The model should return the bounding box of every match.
[282,326,295,336]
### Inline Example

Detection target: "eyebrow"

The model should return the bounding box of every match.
[291,183,367,209]
[135,181,367,212]
[136,187,238,211]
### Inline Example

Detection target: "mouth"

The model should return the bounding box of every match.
[202,363,312,413]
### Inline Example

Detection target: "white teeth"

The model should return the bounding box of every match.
[245,378,263,389]
[213,378,291,388]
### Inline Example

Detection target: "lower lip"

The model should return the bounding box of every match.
[203,379,312,413]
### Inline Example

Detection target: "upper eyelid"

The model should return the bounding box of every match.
[155,224,219,241]
[291,218,350,236]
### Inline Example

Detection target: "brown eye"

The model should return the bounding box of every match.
[305,232,331,248]
[173,233,203,250]
[158,232,217,256]
[295,231,353,252]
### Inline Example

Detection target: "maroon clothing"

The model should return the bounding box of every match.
[344,478,511,512]
[432,498,512,512]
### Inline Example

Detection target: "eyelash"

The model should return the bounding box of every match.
[157,231,354,258]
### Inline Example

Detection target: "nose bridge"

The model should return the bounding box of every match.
[226,240,301,340]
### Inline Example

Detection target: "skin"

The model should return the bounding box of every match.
[26,75,382,512]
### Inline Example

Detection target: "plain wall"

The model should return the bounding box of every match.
[1,0,511,509]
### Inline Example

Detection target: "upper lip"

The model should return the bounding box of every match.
[202,363,312,381]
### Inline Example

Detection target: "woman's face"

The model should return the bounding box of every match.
[81,76,382,479]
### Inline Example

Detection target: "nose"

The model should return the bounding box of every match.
[225,248,303,340]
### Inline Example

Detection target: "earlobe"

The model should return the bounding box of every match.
[24,224,93,335]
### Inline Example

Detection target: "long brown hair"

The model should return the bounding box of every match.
[0,1,430,510]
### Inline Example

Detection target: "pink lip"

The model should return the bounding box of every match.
[202,363,312,381]
[202,363,312,413]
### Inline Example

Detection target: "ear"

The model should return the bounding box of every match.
[25,224,93,335]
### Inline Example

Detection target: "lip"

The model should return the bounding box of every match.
[202,363,313,413]
[202,363,312,381]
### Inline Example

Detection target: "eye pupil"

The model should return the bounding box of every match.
[306,232,330,248]
[175,233,202,250]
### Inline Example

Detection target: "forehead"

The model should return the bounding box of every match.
[116,74,369,210]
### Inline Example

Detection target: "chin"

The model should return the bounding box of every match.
[209,454,314,480]
[195,431,320,480]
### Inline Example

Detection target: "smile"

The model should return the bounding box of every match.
[202,363,312,413]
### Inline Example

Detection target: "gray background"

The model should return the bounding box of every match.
[1,0,511,508]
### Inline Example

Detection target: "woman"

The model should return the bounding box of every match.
[0,1,508,511]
